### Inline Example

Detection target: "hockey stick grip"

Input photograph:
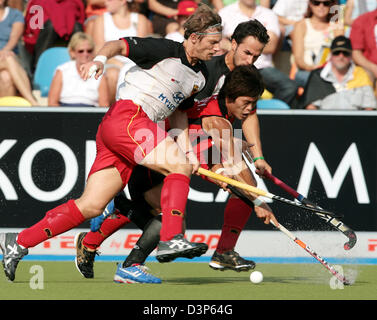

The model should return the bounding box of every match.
[264,171,320,208]
[264,171,301,200]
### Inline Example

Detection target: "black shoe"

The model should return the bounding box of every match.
[209,250,255,272]
[0,233,28,281]
[74,232,98,278]
[156,234,208,263]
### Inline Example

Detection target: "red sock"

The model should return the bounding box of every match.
[83,211,131,250]
[160,173,190,241]
[17,200,85,248]
[216,198,252,254]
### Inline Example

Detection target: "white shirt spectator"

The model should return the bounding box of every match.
[272,0,308,24]
[56,61,102,107]
[103,11,138,64]
[219,2,280,69]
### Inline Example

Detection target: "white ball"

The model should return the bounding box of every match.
[250,271,263,284]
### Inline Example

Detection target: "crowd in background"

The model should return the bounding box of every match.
[0,0,376,110]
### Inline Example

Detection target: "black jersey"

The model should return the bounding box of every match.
[195,54,230,101]
[118,37,208,122]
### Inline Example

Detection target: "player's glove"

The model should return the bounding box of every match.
[90,199,115,232]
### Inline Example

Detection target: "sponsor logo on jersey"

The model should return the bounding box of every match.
[172,92,185,104]
[158,93,176,111]
[191,84,199,96]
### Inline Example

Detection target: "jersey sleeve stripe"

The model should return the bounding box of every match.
[120,38,130,57]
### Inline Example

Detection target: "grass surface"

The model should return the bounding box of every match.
[1,261,376,300]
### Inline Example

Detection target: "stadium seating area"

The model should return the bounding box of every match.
[33,47,70,97]
[0,0,376,109]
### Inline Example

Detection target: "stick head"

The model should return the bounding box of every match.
[343,231,357,250]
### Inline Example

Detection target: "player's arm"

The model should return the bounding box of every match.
[80,40,128,80]
[169,109,200,173]
[202,116,240,174]
[241,112,271,177]
[201,116,238,189]
[203,116,277,225]
[234,163,278,225]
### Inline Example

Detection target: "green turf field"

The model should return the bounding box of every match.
[0,261,376,300]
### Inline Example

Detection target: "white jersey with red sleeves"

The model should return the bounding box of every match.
[117,37,208,122]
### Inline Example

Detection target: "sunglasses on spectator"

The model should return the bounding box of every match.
[77,49,94,54]
[332,50,351,57]
[310,0,332,6]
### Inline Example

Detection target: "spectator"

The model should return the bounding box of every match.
[299,35,377,110]
[92,0,150,104]
[84,0,107,38]
[23,0,86,73]
[272,0,308,41]
[85,0,152,38]
[291,0,344,88]
[259,0,275,8]
[148,0,226,38]
[0,0,23,53]
[0,0,38,105]
[165,0,198,42]
[148,0,179,37]
[344,0,377,29]
[7,0,23,11]
[48,32,109,107]
[349,8,377,90]
[218,0,299,106]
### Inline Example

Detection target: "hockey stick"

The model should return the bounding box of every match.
[197,167,341,218]
[263,171,357,251]
[224,184,351,285]
[241,150,356,250]
[270,220,351,285]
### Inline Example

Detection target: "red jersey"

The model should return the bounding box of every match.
[187,95,234,131]
[186,95,248,166]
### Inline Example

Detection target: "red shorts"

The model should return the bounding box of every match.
[88,100,167,186]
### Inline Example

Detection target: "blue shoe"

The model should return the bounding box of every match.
[113,263,162,284]
[90,200,115,232]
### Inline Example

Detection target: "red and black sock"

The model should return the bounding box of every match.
[159,173,190,241]
[17,200,85,248]
[216,198,252,254]
[83,211,131,250]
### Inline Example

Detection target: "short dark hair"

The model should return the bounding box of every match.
[231,19,270,45]
[218,65,265,102]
